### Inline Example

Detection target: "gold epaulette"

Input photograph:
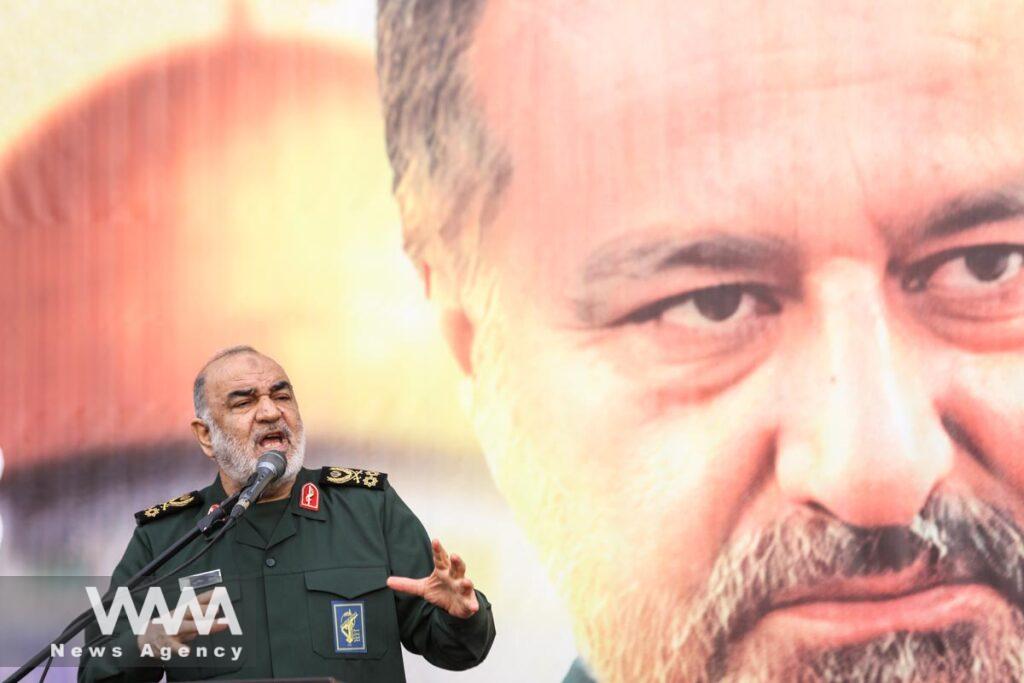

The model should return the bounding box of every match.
[319,467,387,491]
[134,491,202,525]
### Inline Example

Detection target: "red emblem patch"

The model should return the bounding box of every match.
[299,482,320,511]
[208,503,220,514]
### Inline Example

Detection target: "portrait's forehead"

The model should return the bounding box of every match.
[475,0,1024,84]
[469,0,1024,305]
[473,0,1024,186]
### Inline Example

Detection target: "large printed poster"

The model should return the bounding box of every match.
[0,2,571,681]
[5,1,1024,682]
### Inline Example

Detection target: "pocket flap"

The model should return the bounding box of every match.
[304,566,388,598]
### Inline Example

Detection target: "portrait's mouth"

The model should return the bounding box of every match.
[257,430,289,450]
[757,562,1009,647]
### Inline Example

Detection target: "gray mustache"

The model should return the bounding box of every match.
[694,493,1024,679]
[252,425,292,445]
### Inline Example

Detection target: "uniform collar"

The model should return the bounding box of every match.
[204,472,230,511]
[205,468,325,551]
[563,658,597,683]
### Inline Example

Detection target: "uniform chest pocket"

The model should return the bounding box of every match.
[305,566,397,660]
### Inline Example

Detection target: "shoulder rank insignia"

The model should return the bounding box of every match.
[134,491,202,526]
[320,467,387,491]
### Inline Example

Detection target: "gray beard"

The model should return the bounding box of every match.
[208,421,305,487]
[579,493,1024,683]
[718,620,1024,682]
[807,623,1024,683]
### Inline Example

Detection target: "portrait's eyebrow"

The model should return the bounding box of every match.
[911,182,1024,244]
[270,380,292,393]
[572,231,798,325]
[582,232,798,286]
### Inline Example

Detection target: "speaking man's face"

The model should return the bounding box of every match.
[198,352,306,487]
[442,1,1024,680]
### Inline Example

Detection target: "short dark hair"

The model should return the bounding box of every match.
[192,345,260,420]
[376,0,512,286]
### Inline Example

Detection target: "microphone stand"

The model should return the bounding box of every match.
[3,490,242,683]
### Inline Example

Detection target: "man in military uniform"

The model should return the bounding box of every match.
[78,345,495,682]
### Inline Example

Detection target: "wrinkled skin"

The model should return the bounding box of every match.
[423,1,1024,680]
[191,351,305,499]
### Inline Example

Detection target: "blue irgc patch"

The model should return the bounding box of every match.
[332,601,367,653]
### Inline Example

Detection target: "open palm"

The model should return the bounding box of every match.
[387,538,479,619]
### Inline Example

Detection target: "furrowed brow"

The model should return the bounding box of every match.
[573,231,797,325]
[914,184,1024,243]
[583,232,797,285]
[270,381,292,393]
[226,388,256,402]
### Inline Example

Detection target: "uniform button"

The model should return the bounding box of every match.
[265,558,277,568]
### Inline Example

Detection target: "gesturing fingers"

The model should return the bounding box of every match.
[179,613,229,639]
[451,581,479,618]
[178,589,229,639]
[387,575,426,597]
[431,538,450,570]
[139,621,193,657]
[450,553,466,580]
[464,583,479,611]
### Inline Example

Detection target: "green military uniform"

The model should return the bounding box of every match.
[78,466,496,682]
[563,658,595,682]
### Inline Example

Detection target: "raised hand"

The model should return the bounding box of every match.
[136,589,228,658]
[386,538,480,619]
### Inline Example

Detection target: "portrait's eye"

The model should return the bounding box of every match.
[902,244,1024,348]
[608,282,783,370]
[669,285,776,325]
[617,283,781,328]
[961,248,1022,283]
[903,244,1024,294]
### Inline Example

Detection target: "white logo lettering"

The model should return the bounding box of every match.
[86,586,241,636]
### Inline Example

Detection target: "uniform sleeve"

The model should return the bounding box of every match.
[383,484,496,670]
[78,527,165,683]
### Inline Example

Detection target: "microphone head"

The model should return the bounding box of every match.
[256,450,287,476]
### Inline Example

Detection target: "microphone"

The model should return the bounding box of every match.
[229,451,287,519]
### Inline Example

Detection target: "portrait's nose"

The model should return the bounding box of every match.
[775,261,953,528]
[254,394,283,422]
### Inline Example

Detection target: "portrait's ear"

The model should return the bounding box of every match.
[440,308,475,376]
[420,260,476,377]
[190,418,215,460]
[418,261,432,298]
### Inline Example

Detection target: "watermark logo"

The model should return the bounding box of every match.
[86,585,242,636]
[0,577,246,666]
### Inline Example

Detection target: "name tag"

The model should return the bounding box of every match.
[179,568,223,591]
[332,601,367,653]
